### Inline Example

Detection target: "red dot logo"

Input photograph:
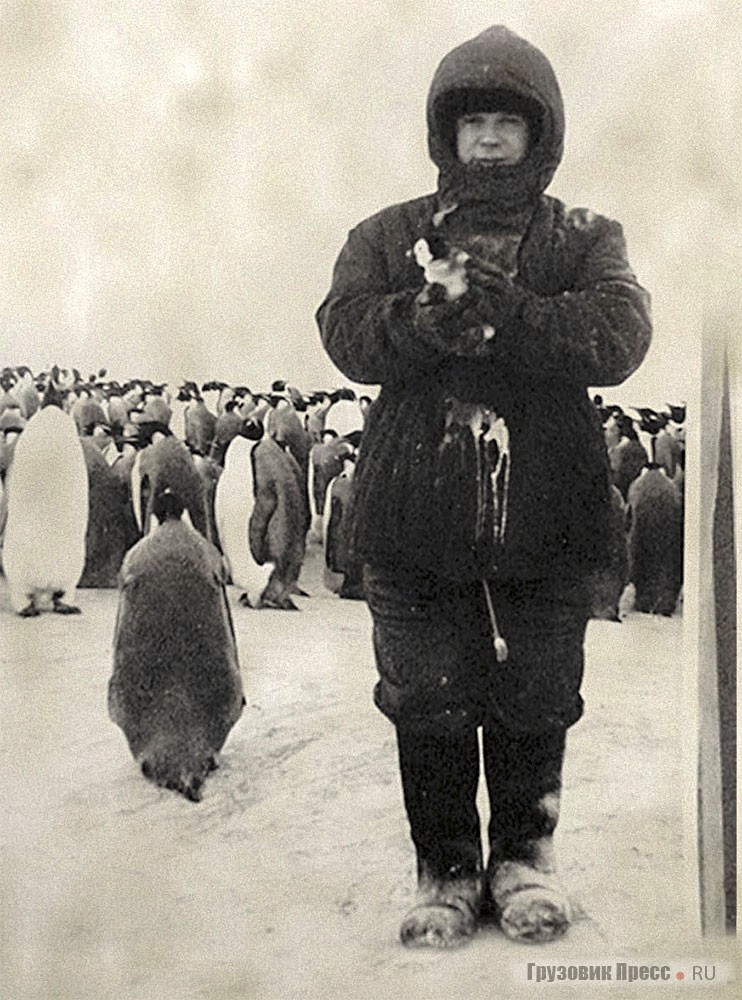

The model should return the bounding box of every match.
[676,972,685,981]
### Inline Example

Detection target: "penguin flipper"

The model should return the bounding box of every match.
[249,481,278,565]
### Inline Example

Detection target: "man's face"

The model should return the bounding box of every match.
[456,111,529,166]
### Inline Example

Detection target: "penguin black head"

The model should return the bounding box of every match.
[666,403,686,425]
[343,429,364,450]
[152,488,185,524]
[133,421,173,447]
[631,407,667,437]
[240,419,264,441]
[41,379,65,409]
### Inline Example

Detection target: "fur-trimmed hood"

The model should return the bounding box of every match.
[426,25,565,212]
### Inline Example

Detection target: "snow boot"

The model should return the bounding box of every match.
[400,864,482,948]
[483,726,572,943]
[395,725,483,948]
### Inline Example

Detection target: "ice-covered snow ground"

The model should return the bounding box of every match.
[0,548,733,999]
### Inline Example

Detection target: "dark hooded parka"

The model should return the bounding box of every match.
[316,26,651,582]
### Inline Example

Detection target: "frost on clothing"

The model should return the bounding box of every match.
[315,25,652,583]
[317,196,651,582]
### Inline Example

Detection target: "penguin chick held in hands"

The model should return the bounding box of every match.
[411,233,470,302]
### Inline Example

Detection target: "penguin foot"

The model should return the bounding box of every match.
[260,596,300,611]
[238,592,253,608]
[18,603,41,618]
[51,591,81,615]
[291,585,310,597]
[53,601,82,615]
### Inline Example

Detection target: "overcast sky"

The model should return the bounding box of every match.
[0,0,738,411]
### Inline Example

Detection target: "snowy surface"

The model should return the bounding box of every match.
[0,548,734,1000]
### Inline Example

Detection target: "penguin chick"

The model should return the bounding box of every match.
[412,237,470,301]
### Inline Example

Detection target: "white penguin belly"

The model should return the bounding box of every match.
[214,438,272,606]
[3,407,88,610]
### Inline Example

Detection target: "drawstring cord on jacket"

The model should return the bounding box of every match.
[482,579,508,663]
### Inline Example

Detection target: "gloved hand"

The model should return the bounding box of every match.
[464,255,528,328]
[412,282,495,352]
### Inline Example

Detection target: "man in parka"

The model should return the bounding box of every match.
[316,25,651,948]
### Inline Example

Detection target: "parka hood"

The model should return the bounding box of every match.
[427,26,565,213]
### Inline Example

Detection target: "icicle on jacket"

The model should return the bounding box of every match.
[316,26,651,582]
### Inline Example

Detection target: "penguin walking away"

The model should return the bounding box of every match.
[109,488,245,802]
[3,396,89,616]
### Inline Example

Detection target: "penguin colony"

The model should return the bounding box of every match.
[0,365,684,797]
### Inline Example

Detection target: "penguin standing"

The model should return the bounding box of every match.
[210,400,248,466]
[178,382,217,458]
[131,427,208,539]
[138,384,172,427]
[249,435,308,610]
[109,488,245,802]
[71,387,108,436]
[214,425,274,608]
[323,448,364,600]
[626,468,683,616]
[305,391,332,444]
[13,366,40,420]
[79,437,139,588]
[608,412,648,502]
[0,410,26,482]
[626,409,684,616]
[3,389,89,615]
[307,431,351,544]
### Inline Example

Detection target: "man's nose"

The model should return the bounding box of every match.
[479,125,501,143]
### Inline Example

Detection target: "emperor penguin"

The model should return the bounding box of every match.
[626,452,684,617]
[13,366,40,420]
[131,426,208,539]
[249,435,308,610]
[79,437,139,588]
[307,432,352,544]
[109,488,245,802]
[323,449,365,600]
[178,382,217,458]
[3,388,89,616]
[214,422,273,608]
